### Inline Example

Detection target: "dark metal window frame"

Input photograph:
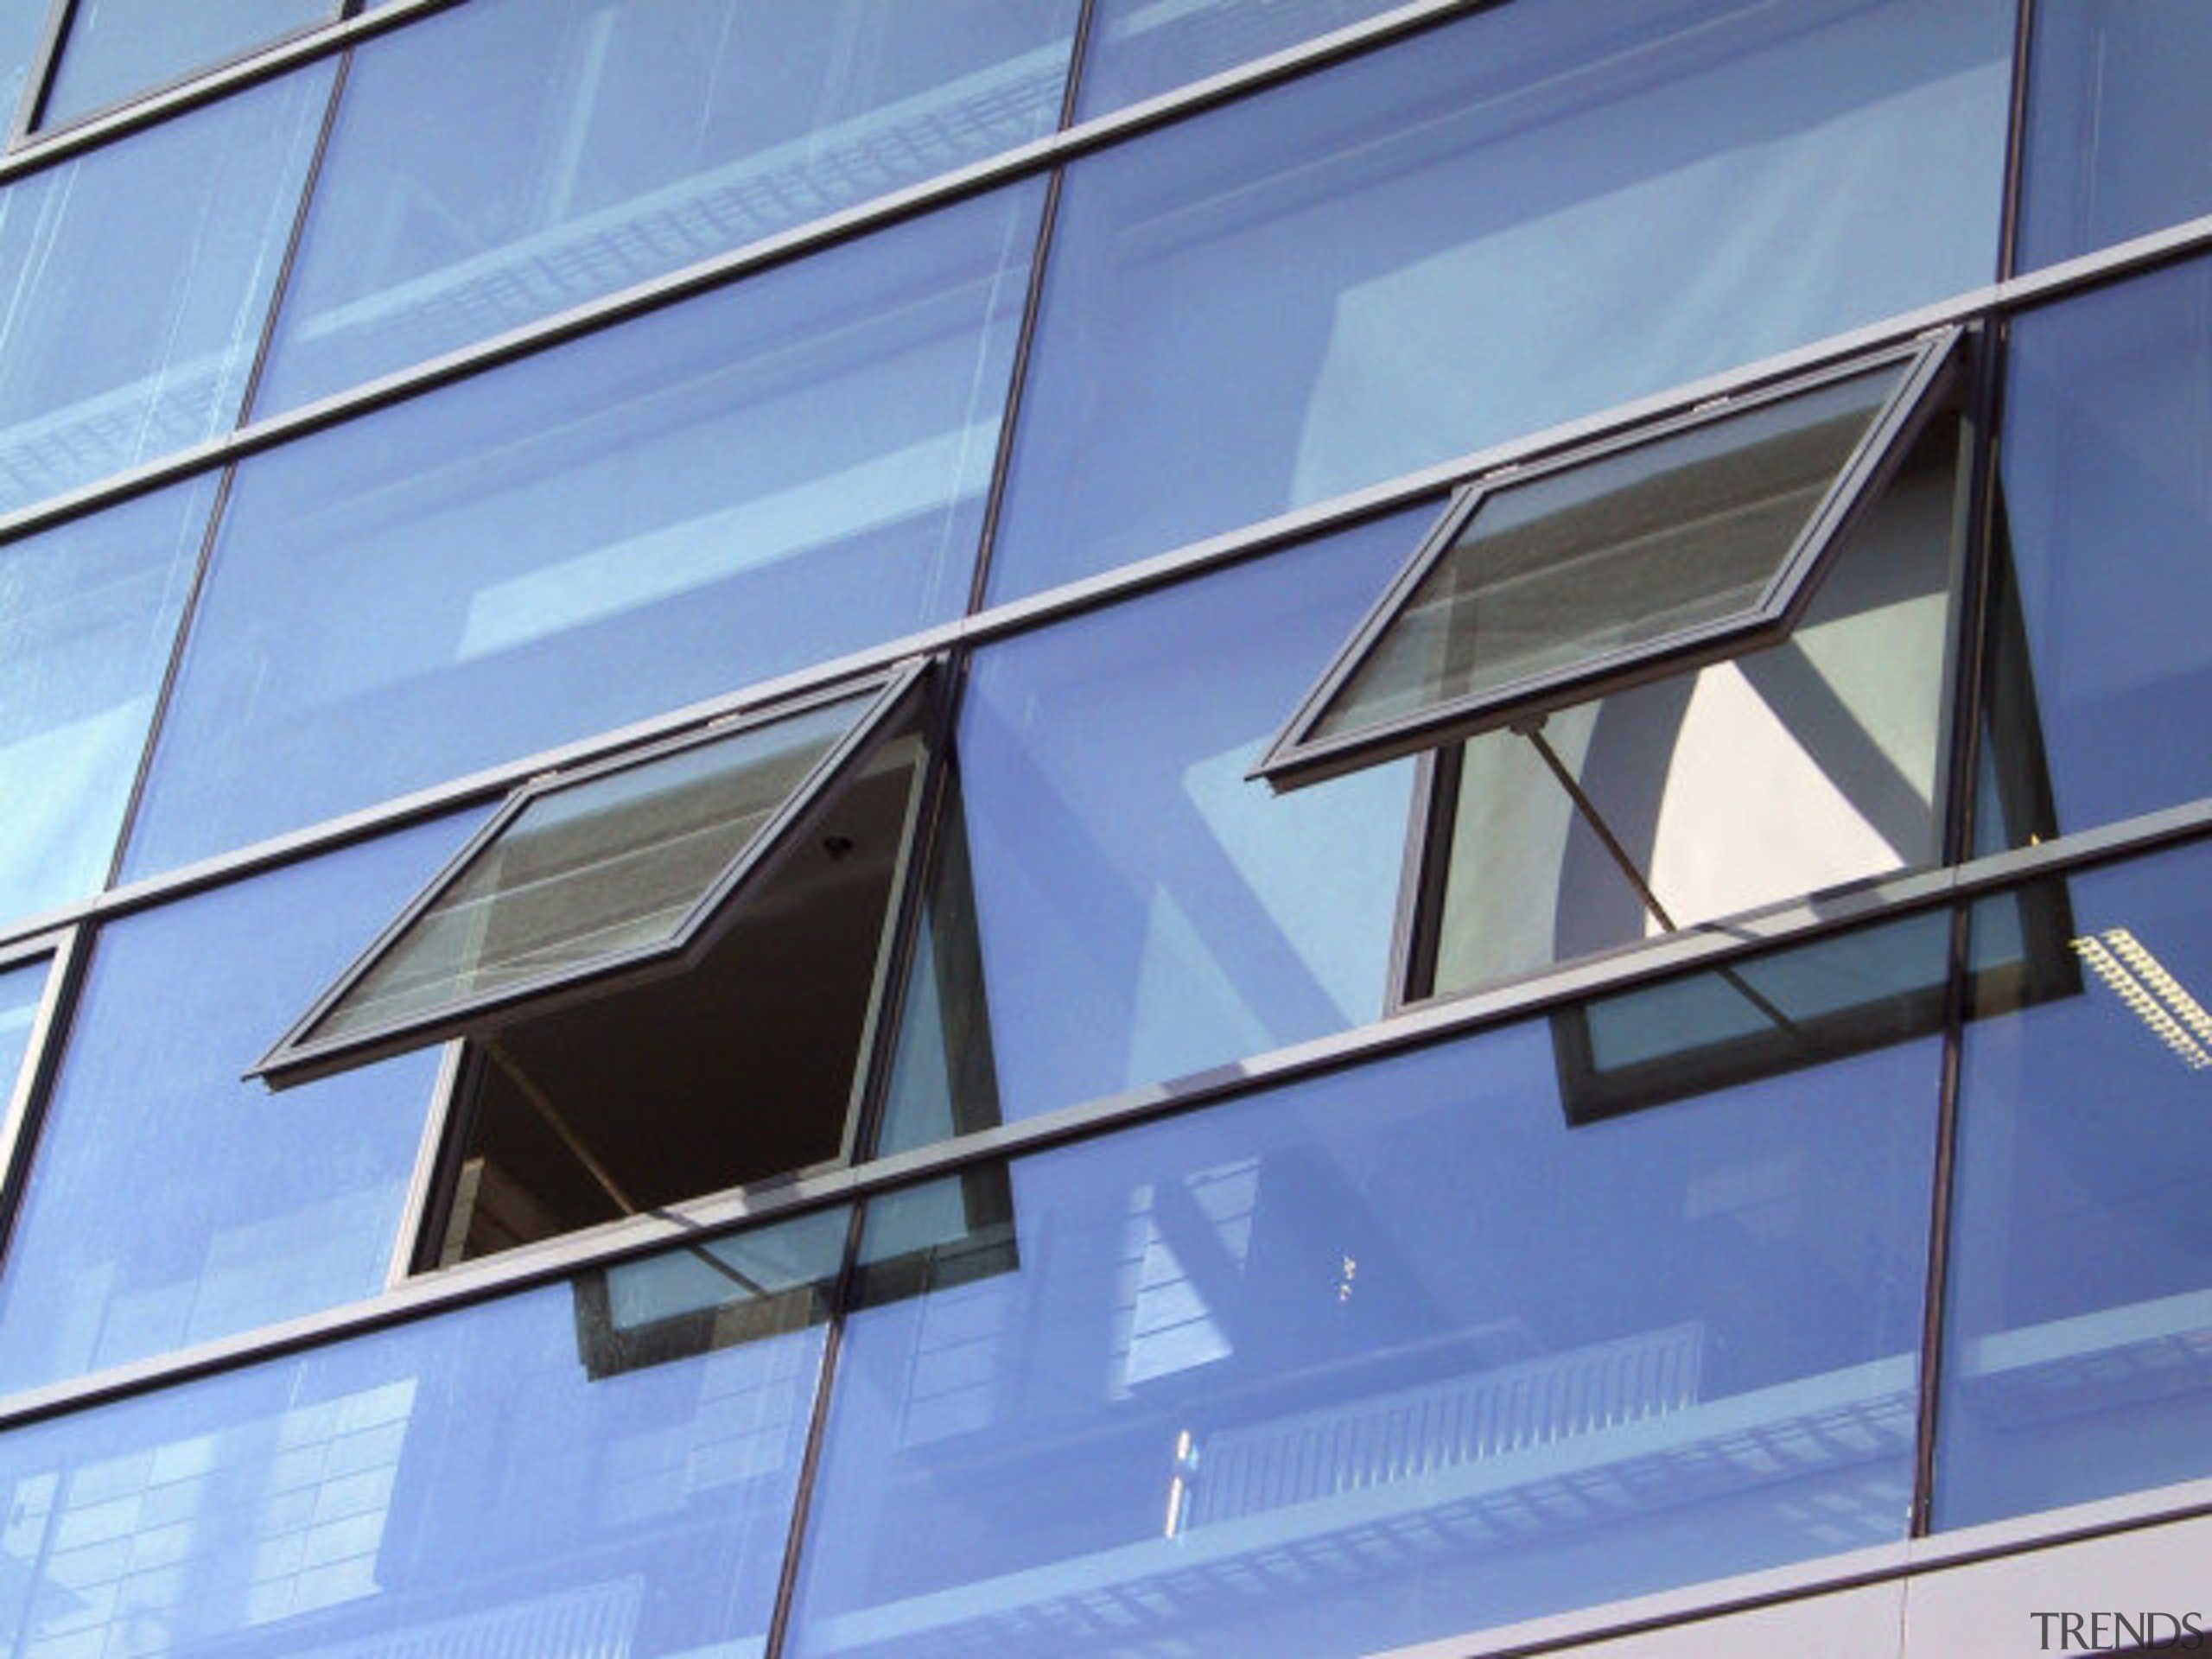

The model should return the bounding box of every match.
[1254,326,1965,792]
[254,657,932,1090]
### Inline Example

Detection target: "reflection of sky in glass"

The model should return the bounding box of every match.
[0,815,487,1397]
[0,63,329,518]
[0,1210,842,1656]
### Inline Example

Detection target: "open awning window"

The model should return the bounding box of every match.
[256,660,930,1089]
[1254,331,1961,791]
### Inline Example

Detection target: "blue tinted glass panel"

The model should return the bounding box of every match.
[2017,1,2212,272]
[39,0,331,128]
[0,813,485,1394]
[991,0,2009,600]
[1984,258,2212,848]
[0,1210,842,1656]
[0,476,214,931]
[125,182,1040,878]
[0,64,329,518]
[791,925,1945,1656]
[1075,0,1405,118]
[934,513,1418,1130]
[255,0,1077,412]
[1938,841,2212,1529]
[0,956,47,1110]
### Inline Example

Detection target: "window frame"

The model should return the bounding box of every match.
[254,658,932,1091]
[1252,327,1965,792]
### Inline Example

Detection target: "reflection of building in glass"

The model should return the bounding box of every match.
[0,3,2209,1656]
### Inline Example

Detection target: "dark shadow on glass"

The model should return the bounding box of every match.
[1554,880,2080,1127]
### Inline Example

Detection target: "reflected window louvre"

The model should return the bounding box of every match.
[0,813,489,1397]
[1073,0,1409,118]
[252,0,1082,412]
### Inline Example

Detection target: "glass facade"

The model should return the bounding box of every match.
[0,3,2204,1656]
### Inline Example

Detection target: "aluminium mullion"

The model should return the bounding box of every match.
[99,462,242,895]
[826,702,944,1174]
[8,0,71,145]
[962,162,1071,616]
[232,29,354,429]
[1057,0,1103,130]
[255,658,930,1087]
[1993,0,2040,286]
[762,1199,874,1659]
[385,1037,467,1288]
[1384,744,1458,1013]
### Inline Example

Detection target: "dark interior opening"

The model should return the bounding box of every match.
[423,734,918,1267]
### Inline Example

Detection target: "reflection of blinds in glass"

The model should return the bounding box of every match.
[1183,1323,1703,1528]
[1121,1159,1259,1389]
